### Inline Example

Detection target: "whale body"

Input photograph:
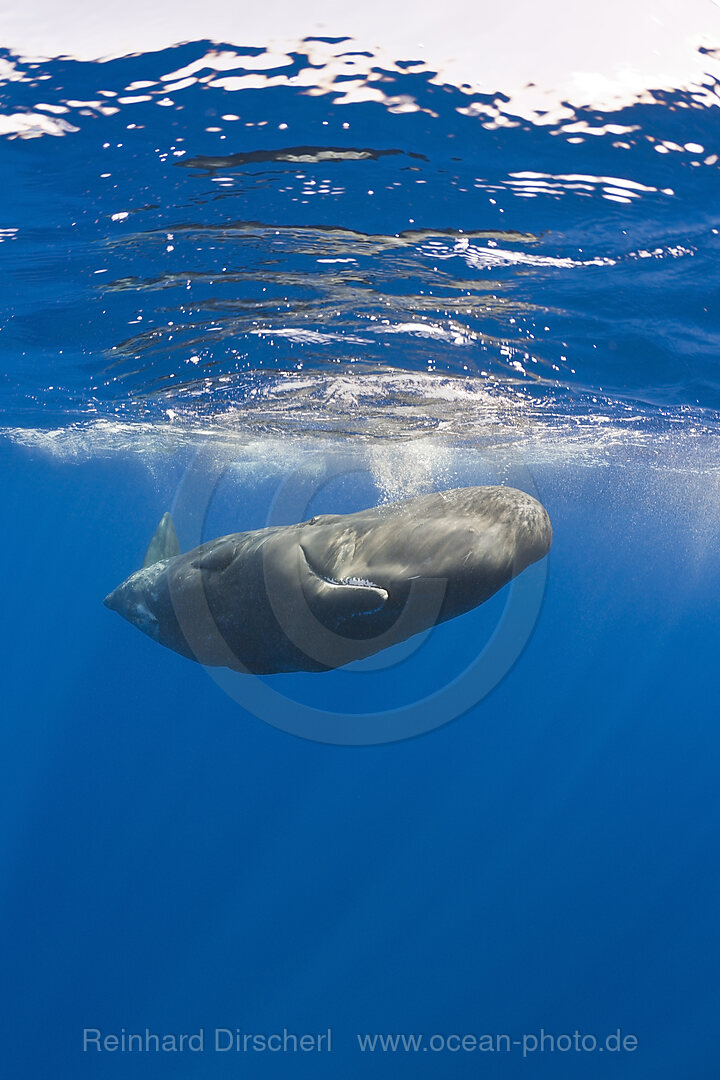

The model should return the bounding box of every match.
[104,486,552,674]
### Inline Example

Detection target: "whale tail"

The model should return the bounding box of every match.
[142,511,180,568]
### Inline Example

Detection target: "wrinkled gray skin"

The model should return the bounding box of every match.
[104,486,552,674]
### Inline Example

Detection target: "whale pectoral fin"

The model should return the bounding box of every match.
[299,546,388,622]
[191,540,237,573]
[142,512,180,568]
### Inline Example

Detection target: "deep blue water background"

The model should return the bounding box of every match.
[2,39,720,1079]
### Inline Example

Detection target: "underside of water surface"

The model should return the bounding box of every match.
[1,37,719,477]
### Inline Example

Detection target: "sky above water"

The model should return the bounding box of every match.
[2,0,720,120]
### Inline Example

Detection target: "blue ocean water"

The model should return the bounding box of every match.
[2,39,720,1078]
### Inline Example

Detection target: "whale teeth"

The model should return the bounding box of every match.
[320,571,382,591]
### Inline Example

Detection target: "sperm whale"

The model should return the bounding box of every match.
[104,486,552,674]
